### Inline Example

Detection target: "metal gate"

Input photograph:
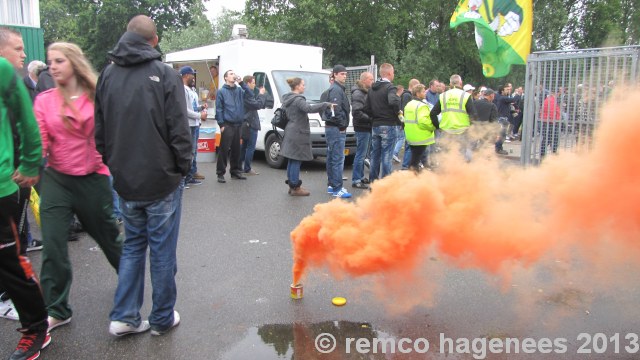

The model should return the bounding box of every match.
[325,56,377,101]
[521,46,640,165]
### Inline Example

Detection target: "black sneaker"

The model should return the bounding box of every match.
[26,239,43,252]
[352,182,369,189]
[230,173,247,180]
[496,149,509,155]
[9,330,51,360]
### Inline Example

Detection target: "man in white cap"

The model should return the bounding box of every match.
[463,84,475,95]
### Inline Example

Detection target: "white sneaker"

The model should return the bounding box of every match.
[109,320,150,336]
[0,299,19,321]
[151,311,180,336]
[47,315,71,332]
[332,188,353,199]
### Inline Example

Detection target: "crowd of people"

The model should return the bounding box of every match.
[278,64,530,199]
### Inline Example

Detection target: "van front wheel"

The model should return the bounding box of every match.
[265,133,287,169]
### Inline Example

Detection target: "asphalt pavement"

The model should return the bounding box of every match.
[1,153,638,359]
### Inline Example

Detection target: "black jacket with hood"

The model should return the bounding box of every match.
[365,80,401,127]
[323,81,350,129]
[95,31,192,201]
[350,82,371,132]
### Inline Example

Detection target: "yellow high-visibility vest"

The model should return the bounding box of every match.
[403,99,435,146]
[439,88,471,134]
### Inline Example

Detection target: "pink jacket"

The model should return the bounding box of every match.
[34,89,109,176]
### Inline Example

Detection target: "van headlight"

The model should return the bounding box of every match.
[309,119,321,127]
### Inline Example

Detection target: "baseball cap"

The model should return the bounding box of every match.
[332,64,347,74]
[463,84,475,92]
[179,66,196,76]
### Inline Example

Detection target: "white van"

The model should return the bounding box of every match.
[165,38,356,168]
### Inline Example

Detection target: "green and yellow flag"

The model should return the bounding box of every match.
[451,0,533,78]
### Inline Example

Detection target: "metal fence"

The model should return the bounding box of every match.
[521,46,640,165]
[325,56,377,101]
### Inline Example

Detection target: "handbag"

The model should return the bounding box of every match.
[271,107,289,130]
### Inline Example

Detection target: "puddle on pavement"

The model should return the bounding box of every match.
[220,321,476,359]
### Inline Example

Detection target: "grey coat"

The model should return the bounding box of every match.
[280,92,331,161]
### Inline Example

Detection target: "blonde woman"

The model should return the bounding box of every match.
[34,42,122,331]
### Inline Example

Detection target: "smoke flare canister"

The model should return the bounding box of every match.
[290,283,303,299]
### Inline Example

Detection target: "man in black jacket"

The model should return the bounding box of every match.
[324,64,352,198]
[494,83,516,154]
[350,71,374,189]
[475,89,506,154]
[240,75,266,175]
[365,63,401,181]
[95,15,191,338]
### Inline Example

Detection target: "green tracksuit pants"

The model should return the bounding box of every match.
[39,168,123,320]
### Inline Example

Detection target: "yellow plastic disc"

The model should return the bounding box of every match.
[332,297,347,306]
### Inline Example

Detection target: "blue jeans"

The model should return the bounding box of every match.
[442,132,473,162]
[370,126,396,181]
[325,126,346,189]
[540,122,559,158]
[287,159,302,187]
[240,127,258,172]
[351,131,371,184]
[394,127,405,156]
[187,126,199,181]
[401,140,412,169]
[495,117,508,151]
[110,182,184,332]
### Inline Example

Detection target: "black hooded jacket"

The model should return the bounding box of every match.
[365,80,401,127]
[351,82,371,132]
[95,31,191,201]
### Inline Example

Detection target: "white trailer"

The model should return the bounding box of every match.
[165,39,356,168]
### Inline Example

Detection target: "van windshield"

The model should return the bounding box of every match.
[272,71,330,103]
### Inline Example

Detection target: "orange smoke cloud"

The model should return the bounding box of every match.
[291,90,640,299]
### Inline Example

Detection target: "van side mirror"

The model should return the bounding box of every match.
[265,93,274,109]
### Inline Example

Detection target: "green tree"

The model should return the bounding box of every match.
[39,0,83,46]
[40,0,206,70]
[533,0,578,50]
[569,0,625,48]
[159,14,215,53]
[245,0,403,68]
[620,0,640,44]
[159,8,244,54]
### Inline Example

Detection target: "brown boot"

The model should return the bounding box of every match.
[289,186,310,196]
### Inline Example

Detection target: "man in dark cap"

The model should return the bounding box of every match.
[180,65,207,186]
[475,88,498,123]
[322,64,352,198]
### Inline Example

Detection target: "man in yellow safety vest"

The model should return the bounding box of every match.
[430,74,477,161]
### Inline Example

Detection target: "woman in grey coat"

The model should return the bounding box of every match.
[280,77,332,196]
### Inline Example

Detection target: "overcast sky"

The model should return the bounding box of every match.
[204,0,245,19]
